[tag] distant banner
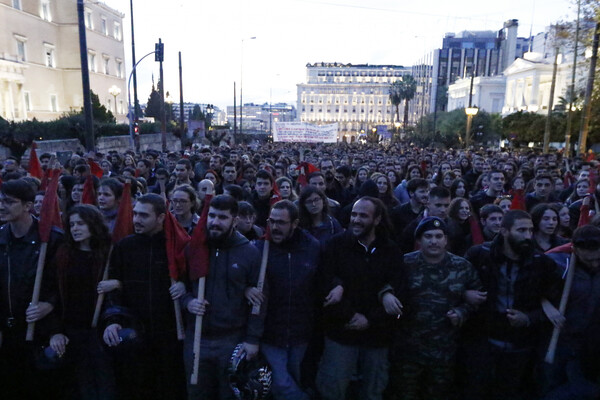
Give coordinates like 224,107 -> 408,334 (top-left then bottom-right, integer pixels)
273,122 -> 338,143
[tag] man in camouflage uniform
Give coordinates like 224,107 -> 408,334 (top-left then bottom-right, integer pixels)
382,217 -> 482,400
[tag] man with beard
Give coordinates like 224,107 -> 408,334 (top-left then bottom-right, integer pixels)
182,194 -> 263,399
316,197 -> 399,400
381,217 -> 482,400
102,194 -> 187,399
462,210 -> 562,400
246,200 -> 319,400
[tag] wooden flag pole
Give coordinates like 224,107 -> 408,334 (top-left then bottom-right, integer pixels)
544,252 -> 577,363
91,245 -> 114,328
190,277 -> 206,385
26,242 -> 48,341
172,278 -> 185,340
252,240 -> 269,315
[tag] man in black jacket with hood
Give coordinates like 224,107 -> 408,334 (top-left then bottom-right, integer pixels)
462,209 -> 562,400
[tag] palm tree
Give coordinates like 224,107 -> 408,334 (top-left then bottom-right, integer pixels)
389,80 -> 402,125
389,76 -> 417,132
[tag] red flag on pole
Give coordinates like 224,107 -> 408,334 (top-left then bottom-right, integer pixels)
111,180 -> 134,243
578,201 -> 591,227
38,169 -> 62,241
81,175 -> 96,205
509,190 -> 526,211
88,158 -> 103,178
164,210 -> 191,280
28,142 -> 43,179
296,162 -> 318,188
188,194 -> 213,280
469,215 -> 484,245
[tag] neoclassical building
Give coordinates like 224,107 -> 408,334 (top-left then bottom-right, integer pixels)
0,0 -> 126,122
297,62 -> 411,142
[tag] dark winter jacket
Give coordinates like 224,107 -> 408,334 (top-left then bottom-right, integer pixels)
464,235 -> 562,347
320,230 -> 401,347
256,229 -> 320,347
182,230 -> 263,344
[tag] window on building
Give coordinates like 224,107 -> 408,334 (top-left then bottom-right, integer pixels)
119,100 -> 124,114
101,17 -> 107,35
107,98 -> 112,111
84,8 -> 92,29
103,56 -> 110,74
41,0 -> 51,21
50,94 -> 58,112
116,60 -> 123,78
114,22 -> 122,40
12,0 -> 21,10
44,44 -> 55,68
15,37 -> 26,62
24,92 -> 31,112
88,51 -> 96,72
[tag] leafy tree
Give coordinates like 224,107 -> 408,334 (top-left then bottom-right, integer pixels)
145,82 -> 162,121
90,91 -> 115,124
191,105 -> 205,121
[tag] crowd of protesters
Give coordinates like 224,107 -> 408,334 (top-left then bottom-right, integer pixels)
0,140 -> 599,400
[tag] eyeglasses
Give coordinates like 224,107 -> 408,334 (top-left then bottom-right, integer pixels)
267,218 -> 291,227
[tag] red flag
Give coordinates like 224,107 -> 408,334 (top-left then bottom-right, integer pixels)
28,142 -> 43,179
81,175 -> 96,205
588,168 -> 597,194
39,169 -> 50,191
38,169 -> 62,242
270,180 -> 282,206
420,161 -> 428,176
469,215 -> 484,245
546,242 -> 573,254
88,158 -> 103,178
563,170 -> 574,188
111,181 -> 134,243
509,189 -> 526,211
296,162 -> 318,188
578,201 -> 591,227
164,209 -> 191,280
188,194 -> 213,280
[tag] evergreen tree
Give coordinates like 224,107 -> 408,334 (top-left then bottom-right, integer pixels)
145,81 -> 162,121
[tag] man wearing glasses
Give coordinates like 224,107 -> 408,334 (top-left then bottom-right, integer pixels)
0,179 -> 63,399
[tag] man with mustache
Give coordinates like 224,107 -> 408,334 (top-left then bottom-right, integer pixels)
246,200 -> 319,400
462,210 -> 562,400
182,194 -> 263,399
316,196 -> 399,400
381,217 -> 482,400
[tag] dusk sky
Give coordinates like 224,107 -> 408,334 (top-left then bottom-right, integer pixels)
102,0 -> 577,110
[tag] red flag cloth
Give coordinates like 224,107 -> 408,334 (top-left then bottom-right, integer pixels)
546,242 -> 573,255
588,168 -> 597,194
28,142 -> 43,179
187,194 -> 213,280
563,170 -> 574,188
578,201 -> 591,227
469,215 -> 484,245
111,181 -> 134,243
40,169 -> 50,191
38,169 -> 62,242
296,162 -> 318,188
509,190 -> 526,210
270,181 -> 282,206
420,161 -> 428,176
164,210 -> 191,280
88,158 -> 103,178
81,174 -> 96,205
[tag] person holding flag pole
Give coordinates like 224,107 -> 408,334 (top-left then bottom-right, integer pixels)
182,194 -> 263,399
0,175 -> 63,399
101,193 -> 188,400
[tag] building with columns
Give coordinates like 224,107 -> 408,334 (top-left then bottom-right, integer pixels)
447,76 -> 506,113
0,0 -> 126,122
297,62 -> 411,142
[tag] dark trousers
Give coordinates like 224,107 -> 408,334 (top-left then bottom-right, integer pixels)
463,339 -> 535,400
540,345 -> 600,400
0,329 -> 64,400
113,333 -> 186,400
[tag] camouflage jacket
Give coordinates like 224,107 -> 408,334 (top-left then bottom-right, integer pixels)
398,251 -> 483,363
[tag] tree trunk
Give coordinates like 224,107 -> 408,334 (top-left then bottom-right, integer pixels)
403,99 -> 409,131
578,21 -> 600,154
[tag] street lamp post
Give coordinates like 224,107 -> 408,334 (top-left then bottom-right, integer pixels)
109,85 -> 121,115
240,36 -> 256,135
465,106 -> 479,148
206,104 -> 214,128
394,121 -> 401,142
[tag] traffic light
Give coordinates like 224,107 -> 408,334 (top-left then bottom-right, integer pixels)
134,122 -> 139,135
155,42 -> 164,62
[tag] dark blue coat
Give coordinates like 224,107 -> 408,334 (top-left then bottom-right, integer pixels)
256,229 -> 320,347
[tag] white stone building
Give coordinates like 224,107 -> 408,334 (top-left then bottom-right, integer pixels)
297,62 -> 411,142
0,0 -> 127,122
447,75 -> 506,113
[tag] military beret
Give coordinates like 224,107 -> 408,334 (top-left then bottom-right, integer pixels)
414,216 -> 447,238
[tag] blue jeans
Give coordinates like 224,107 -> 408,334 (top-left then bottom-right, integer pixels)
316,337 -> 389,400
261,342 -> 309,400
